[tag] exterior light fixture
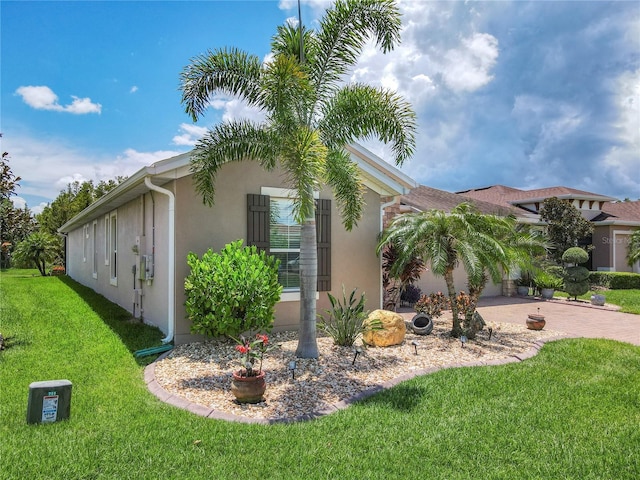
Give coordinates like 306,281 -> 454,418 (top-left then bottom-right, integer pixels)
460,335 -> 468,348
288,360 -> 296,380
352,347 -> 363,365
411,340 -> 418,355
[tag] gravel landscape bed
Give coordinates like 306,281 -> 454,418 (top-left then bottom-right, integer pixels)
153,315 -> 563,422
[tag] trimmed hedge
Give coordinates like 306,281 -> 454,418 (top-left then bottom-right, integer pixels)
589,271 -> 640,290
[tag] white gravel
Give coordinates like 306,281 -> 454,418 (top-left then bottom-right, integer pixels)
153,315 -> 562,422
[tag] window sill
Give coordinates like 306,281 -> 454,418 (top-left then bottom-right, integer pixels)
110,278 -> 118,286
280,291 -> 320,302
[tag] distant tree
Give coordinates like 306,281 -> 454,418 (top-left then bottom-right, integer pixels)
539,197 -> 594,263
0,144 -> 36,267
628,229 -> 640,267
12,232 -> 60,276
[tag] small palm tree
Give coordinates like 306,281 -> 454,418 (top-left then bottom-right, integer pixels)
180,0 -> 416,358
628,229 -> 640,267
12,232 -> 60,276
378,203 -> 546,337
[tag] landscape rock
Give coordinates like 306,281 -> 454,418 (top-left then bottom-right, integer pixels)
362,309 -> 406,347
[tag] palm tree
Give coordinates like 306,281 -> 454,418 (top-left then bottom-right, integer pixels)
378,203 -> 546,337
628,229 -> 640,267
179,0 -> 416,358
12,232 -> 60,276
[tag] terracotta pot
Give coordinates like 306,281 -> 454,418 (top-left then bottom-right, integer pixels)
231,370 -> 266,404
411,313 -> 434,335
526,314 -> 546,330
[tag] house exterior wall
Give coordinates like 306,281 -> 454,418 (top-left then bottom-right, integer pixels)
65,161 -> 388,344
172,162 -> 383,344
414,267 -> 503,299
592,226 -> 636,272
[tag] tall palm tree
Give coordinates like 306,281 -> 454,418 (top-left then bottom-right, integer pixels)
378,203 -> 546,337
180,0 -> 416,358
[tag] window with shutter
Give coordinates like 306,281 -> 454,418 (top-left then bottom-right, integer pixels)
247,193 -> 331,292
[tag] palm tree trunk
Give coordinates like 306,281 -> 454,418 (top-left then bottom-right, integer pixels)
295,215 -> 319,358
444,270 -> 462,337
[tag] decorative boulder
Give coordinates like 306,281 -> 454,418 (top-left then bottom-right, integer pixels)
363,309 -> 406,347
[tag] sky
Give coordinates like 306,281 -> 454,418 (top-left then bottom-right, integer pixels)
2,0 -> 639,215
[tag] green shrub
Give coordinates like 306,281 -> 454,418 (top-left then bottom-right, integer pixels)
320,286 -> 376,347
185,240 -> 282,338
589,271 -> 640,290
563,266 -> 590,299
562,247 -> 589,265
534,271 -> 563,290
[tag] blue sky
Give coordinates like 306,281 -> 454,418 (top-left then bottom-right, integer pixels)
2,0 -> 639,214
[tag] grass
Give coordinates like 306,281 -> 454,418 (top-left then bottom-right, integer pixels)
1,271 -> 639,479
556,288 -> 640,314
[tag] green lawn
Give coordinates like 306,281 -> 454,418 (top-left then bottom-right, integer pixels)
557,288 -> 640,314
1,271 -> 639,479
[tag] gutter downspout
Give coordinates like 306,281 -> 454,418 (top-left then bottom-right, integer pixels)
144,176 -> 175,344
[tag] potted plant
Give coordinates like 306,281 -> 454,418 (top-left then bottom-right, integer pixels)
412,292 -> 449,335
515,277 -> 530,296
533,272 -> 563,299
230,334 -> 276,404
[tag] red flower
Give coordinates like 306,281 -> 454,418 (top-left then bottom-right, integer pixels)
235,344 -> 250,354
256,334 -> 268,345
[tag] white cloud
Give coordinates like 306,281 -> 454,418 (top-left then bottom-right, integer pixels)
2,131 -> 182,202
172,123 -> 208,146
208,94 -> 266,123
11,196 -> 27,209
130,86 -> 139,93
15,85 -> 102,114
441,33 -> 499,92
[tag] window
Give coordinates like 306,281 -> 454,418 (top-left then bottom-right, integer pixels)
104,214 -> 110,265
92,220 -> 98,278
247,190 -> 331,294
270,197 -> 301,290
109,211 -> 117,284
82,224 -> 89,262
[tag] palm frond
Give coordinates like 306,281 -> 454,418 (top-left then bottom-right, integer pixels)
319,84 -> 416,165
323,148 -> 365,231
180,47 -> 263,121
312,0 -> 402,104
190,121 -> 279,206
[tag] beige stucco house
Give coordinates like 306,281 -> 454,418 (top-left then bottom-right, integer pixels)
59,143 -> 416,344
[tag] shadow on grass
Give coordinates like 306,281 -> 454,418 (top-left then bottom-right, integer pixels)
58,275 -> 165,365
358,383 -> 426,413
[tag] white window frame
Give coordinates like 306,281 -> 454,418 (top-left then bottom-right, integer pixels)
109,211 -> 118,285
82,224 -> 89,262
104,214 -> 110,265
92,220 -> 98,279
261,187 -> 319,302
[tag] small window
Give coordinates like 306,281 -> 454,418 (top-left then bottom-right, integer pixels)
82,224 -> 89,262
104,215 -> 110,265
110,211 -> 117,285
92,220 -> 98,278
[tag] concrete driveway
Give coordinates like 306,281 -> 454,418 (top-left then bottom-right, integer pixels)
476,296 -> 640,346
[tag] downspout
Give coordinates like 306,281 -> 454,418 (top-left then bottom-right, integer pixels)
144,176 -> 175,344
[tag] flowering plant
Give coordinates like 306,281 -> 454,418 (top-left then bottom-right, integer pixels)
232,334 -> 277,377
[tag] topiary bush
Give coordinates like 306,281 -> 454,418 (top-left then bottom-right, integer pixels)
185,240 -> 283,338
562,247 -> 589,265
561,247 -> 590,299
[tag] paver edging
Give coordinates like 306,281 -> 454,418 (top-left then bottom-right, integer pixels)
143,335 -> 576,425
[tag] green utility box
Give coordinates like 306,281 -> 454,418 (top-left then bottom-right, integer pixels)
27,379 -> 72,424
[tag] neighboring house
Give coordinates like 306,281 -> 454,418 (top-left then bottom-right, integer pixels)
59,143 -> 416,344
458,185 -> 640,273
383,185 -> 528,298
